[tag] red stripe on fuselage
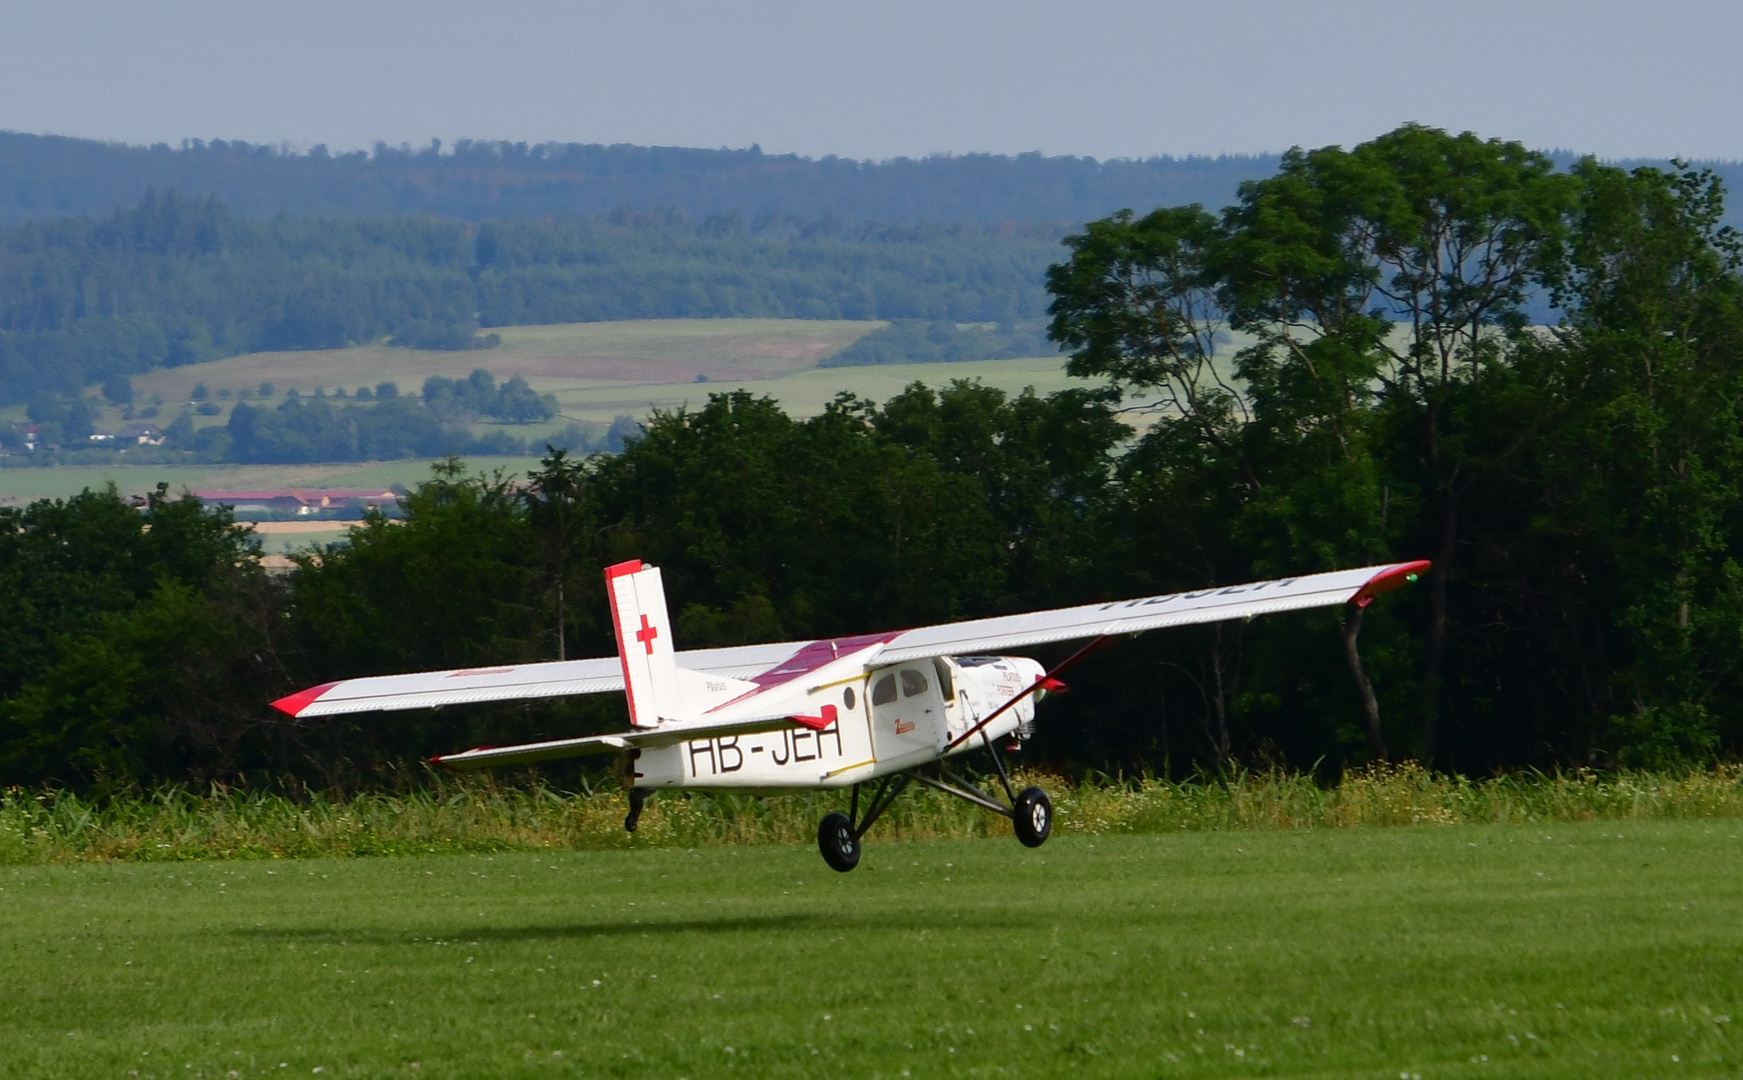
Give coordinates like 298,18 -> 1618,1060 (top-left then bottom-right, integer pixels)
706,632 -> 902,714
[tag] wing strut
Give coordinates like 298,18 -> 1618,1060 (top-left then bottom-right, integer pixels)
944,634 -> 1114,753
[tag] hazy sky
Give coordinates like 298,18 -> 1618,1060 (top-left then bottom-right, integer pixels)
0,0 -> 1737,161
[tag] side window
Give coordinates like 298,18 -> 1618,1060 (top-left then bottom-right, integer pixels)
871,674 -> 898,706
900,668 -> 929,698
932,657 -> 955,700
843,685 -> 857,712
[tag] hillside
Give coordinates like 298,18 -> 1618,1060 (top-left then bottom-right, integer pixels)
0,319 -> 1102,495
0,194 -> 1065,404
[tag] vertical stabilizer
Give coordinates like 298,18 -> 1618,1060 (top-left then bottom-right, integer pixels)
605,560 -> 685,727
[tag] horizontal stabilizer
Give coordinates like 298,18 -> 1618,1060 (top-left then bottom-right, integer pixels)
432,711 -> 843,770
431,734 -> 630,769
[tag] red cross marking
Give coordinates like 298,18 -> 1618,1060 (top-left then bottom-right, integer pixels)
635,614 -> 659,654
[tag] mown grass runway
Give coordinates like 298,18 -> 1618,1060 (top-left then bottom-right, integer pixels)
5,821 -> 1741,1079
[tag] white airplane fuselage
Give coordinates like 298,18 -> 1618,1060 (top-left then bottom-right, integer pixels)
631,655 -> 1044,793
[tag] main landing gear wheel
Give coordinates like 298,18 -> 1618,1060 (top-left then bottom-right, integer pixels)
818,812 -> 861,872
1013,786 -> 1051,848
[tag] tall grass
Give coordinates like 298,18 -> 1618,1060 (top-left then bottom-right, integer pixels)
5,763 -> 1743,864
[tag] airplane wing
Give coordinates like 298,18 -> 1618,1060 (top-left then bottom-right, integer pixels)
871,560 -> 1430,664
273,561 -> 1427,721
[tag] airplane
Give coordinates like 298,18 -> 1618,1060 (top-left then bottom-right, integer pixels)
272,558 -> 1429,871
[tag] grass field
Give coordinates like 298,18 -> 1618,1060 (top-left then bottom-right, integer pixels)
0,459 -> 535,507
4,821 -> 1739,1079
546,352 -> 1089,427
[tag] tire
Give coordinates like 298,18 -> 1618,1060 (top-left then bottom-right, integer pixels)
818,812 -> 861,872
1012,786 -> 1052,848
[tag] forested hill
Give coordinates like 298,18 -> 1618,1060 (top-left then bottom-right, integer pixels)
0,191 -> 1065,403
0,131 -> 1280,226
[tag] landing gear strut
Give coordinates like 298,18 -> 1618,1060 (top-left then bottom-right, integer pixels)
815,736 -> 1050,871
623,788 -> 646,833
814,774 -> 912,873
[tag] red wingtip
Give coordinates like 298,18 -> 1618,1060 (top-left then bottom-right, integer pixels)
1039,677 -> 1069,694
271,681 -> 339,717
1350,560 -> 1432,608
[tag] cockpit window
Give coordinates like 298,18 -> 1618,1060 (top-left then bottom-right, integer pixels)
900,668 -> 929,698
932,657 -> 955,699
871,674 -> 898,706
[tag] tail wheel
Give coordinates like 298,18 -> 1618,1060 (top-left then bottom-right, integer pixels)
1013,786 -> 1051,848
818,812 -> 861,872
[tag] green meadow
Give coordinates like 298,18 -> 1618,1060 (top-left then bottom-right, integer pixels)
4,821 -> 1740,1079
0,459 -> 521,505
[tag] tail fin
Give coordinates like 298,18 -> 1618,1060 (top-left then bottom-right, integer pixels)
605,560 -> 684,728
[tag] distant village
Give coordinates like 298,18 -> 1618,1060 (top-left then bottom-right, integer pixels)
6,421 -> 167,453
187,488 -> 400,520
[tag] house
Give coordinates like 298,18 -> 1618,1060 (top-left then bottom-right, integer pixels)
116,423 -> 166,446
88,429 -> 115,443
22,424 -> 39,451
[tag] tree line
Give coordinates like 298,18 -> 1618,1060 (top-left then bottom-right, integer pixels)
2,128 -> 1737,234
0,191 -> 1065,405
3,125 -> 1741,791
6,368 -> 597,465
0,130 -> 1281,226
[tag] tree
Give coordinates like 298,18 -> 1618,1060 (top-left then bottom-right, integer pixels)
1467,162 -> 1743,767
0,485 -> 281,789
1048,126 -> 1582,764
525,447 -> 597,661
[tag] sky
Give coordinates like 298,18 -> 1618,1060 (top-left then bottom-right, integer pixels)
0,0 -> 1737,162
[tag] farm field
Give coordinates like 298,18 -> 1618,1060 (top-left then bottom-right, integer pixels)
546,352 -> 1088,425
122,319 -> 890,409
0,319 -> 1108,506
4,821 -> 1740,1079
246,520 -> 382,554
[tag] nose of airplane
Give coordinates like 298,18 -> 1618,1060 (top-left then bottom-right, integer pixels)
1015,657 -> 1049,695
